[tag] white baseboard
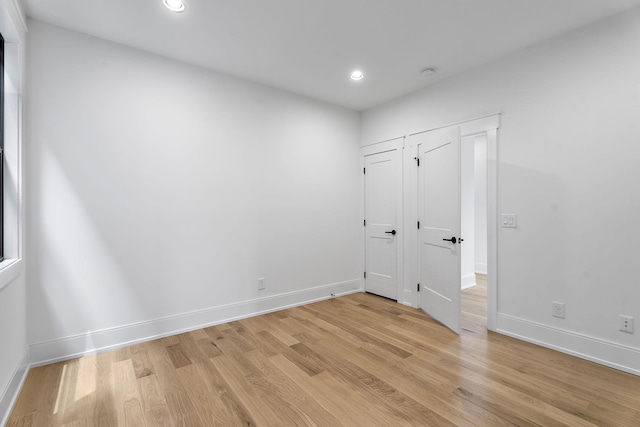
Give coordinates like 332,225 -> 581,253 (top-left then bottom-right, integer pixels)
461,273 -> 476,290
30,279 -> 362,367
401,289 -> 416,307
475,263 -> 487,274
0,348 -> 30,427
496,314 -> 640,376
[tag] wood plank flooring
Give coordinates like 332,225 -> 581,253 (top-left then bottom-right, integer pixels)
8,275 -> 640,426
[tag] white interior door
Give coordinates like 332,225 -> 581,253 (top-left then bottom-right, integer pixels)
415,127 -> 462,333
364,150 -> 399,300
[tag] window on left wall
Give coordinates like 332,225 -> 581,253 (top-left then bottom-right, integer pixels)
0,31 -> 4,262
0,8 -> 24,288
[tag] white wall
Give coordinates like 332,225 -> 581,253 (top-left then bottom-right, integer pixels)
25,21 -> 361,363
363,8 -> 640,373
474,135 -> 488,274
460,136 -> 475,289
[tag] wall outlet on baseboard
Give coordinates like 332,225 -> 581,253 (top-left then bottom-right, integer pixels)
620,315 -> 634,333
552,301 -> 565,319
258,277 -> 266,290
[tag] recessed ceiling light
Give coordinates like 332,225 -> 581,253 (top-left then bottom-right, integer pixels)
350,70 -> 364,81
163,0 -> 185,12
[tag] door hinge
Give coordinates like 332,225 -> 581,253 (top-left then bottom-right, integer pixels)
363,167 -> 366,174
364,219 -> 366,226
414,157 -> 420,167
417,221 -> 420,229
364,272 -> 367,279
417,283 -> 420,292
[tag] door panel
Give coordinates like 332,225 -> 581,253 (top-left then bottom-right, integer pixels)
414,127 -> 462,333
365,150 -> 398,300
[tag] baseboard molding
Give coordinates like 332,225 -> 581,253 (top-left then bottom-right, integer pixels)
401,289 -> 416,307
0,348 -> 30,427
496,314 -> 640,376
30,279 -> 362,367
461,274 -> 476,290
475,263 -> 487,274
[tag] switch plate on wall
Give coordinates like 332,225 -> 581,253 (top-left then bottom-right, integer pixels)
501,214 -> 517,228
258,278 -> 266,290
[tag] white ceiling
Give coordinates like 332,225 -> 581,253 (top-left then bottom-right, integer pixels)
22,0 -> 640,111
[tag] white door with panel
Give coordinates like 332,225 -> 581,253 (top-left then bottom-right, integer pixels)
364,150 -> 400,300
414,127 -> 462,333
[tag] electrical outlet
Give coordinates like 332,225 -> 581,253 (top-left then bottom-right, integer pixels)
552,301 -> 565,319
620,315 -> 634,333
258,277 -> 265,290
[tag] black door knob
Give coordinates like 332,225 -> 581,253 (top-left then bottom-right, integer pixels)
385,230 -> 396,235
442,237 -> 457,244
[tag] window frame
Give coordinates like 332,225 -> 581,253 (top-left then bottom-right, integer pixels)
0,7 -> 25,290
1,31 -> 5,262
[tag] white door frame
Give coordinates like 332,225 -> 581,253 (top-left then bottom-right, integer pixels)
360,137 -> 405,300
405,114 -> 500,331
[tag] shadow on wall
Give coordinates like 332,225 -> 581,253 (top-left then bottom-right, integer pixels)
29,142 -> 154,352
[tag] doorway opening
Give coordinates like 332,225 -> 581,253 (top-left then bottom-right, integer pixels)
407,114 -> 499,334
460,134 -> 488,333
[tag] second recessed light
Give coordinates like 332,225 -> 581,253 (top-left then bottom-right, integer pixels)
351,70 -> 364,81
163,0 -> 185,12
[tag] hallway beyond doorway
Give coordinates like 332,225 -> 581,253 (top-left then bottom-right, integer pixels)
462,273 -> 487,334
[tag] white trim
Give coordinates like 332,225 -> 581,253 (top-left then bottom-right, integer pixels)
497,314 -> 640,376
486,128 -> 498,331
359,156 -> 366,301
408,113 -> 501,139
403,134 -> 419,307
461,274 -> 476,290
0,258 -> 23,291
360,136 -> 406,151
29,279 -> 362,366
4,0 -> 27,34
0,348 -> 29,427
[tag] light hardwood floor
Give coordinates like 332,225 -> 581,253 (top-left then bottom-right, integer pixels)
8,275 -> 640,426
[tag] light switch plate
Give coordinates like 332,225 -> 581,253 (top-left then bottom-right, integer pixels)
501,214 -> 517,228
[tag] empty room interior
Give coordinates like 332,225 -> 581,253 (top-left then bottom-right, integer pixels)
1,0 -> 640,425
